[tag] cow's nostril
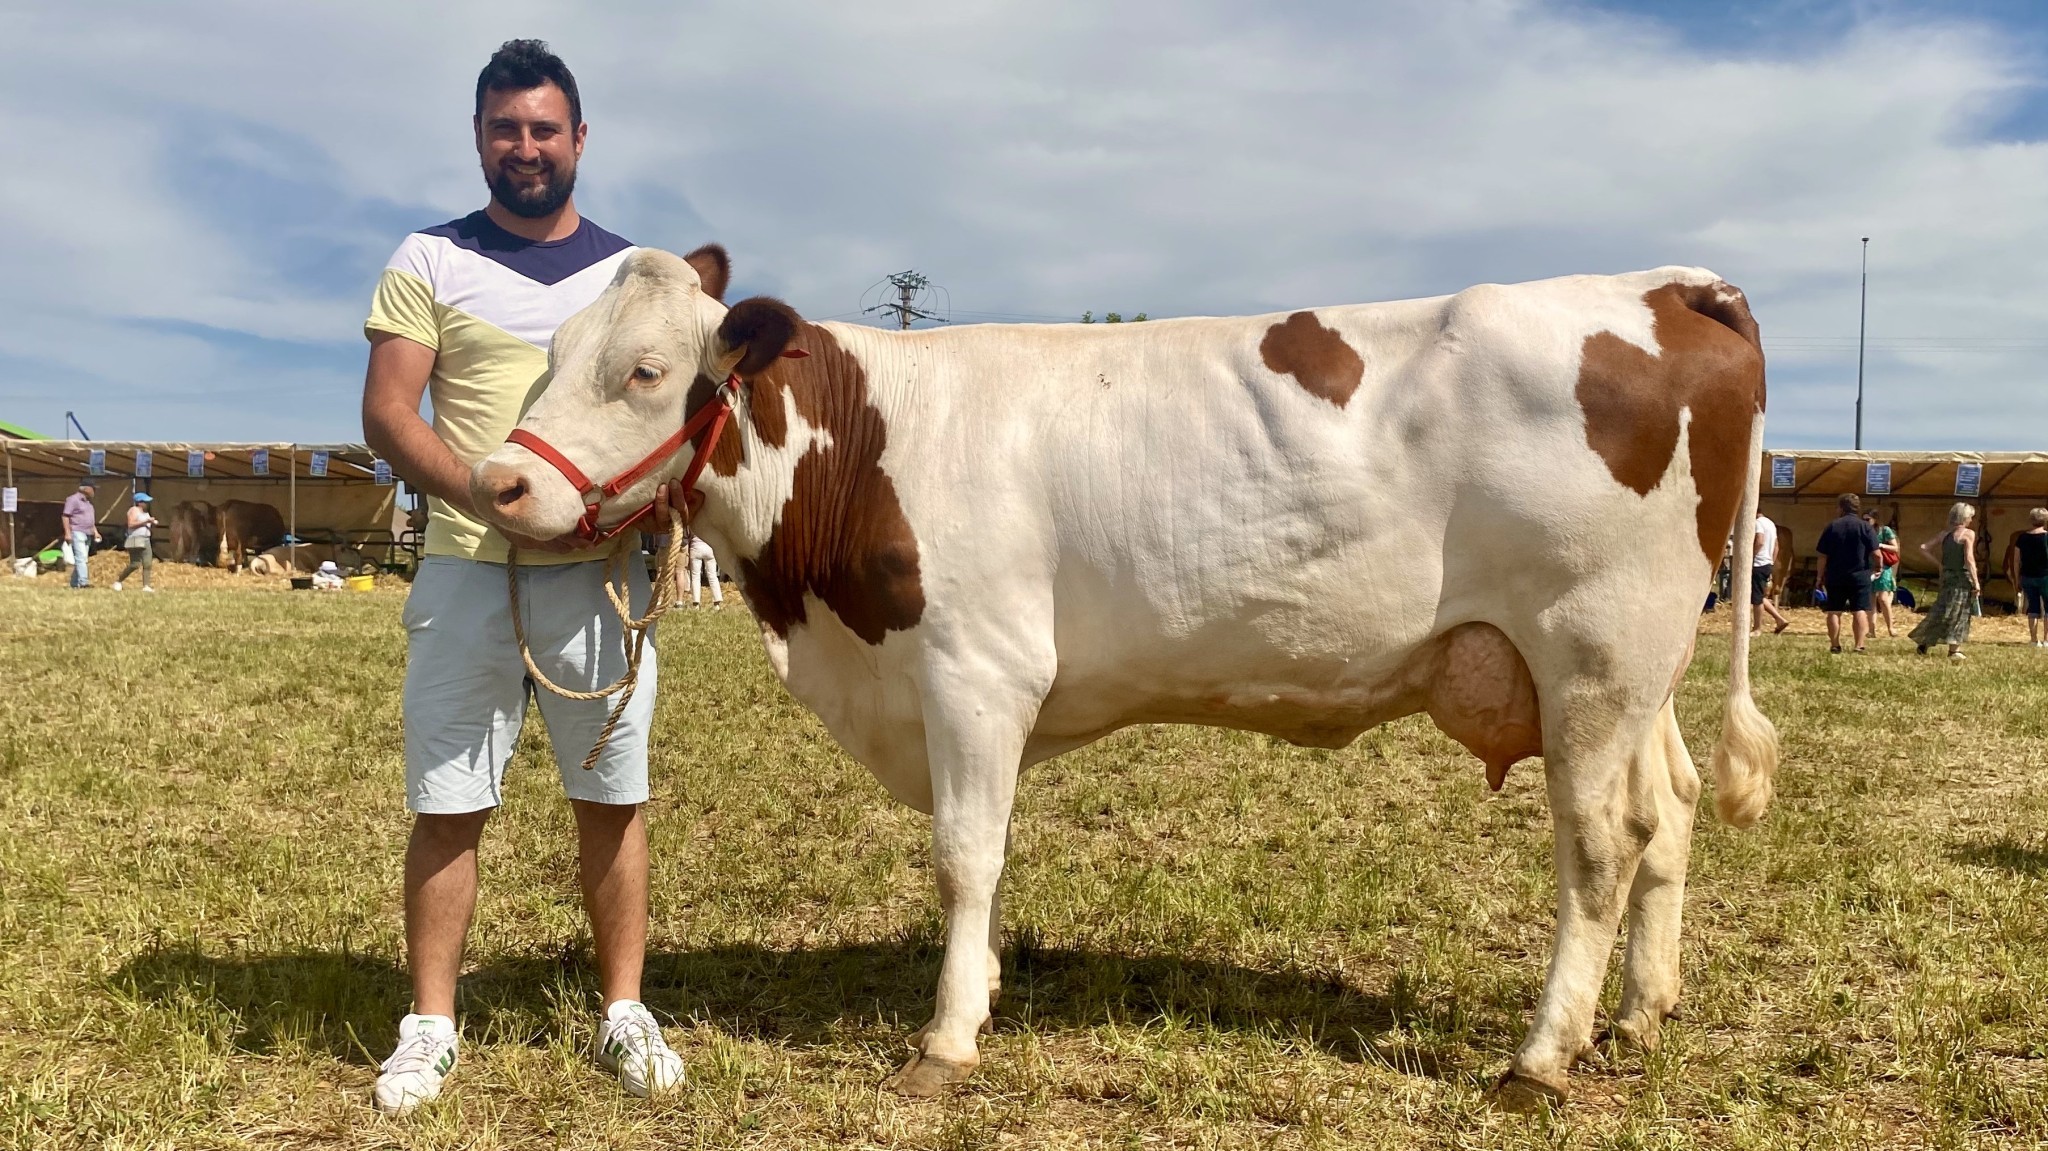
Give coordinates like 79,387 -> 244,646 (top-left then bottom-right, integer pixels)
495,480 -> 528,509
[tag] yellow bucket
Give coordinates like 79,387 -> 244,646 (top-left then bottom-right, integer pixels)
345,574 -> 376,593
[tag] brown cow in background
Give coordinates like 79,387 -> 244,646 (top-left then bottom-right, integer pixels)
1,500 -> 66,559
168,501 -> 220,565
217,500 -> 287,572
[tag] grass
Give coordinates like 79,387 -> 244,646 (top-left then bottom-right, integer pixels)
3,567 -> 2048,1148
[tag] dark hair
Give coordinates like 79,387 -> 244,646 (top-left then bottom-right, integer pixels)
475,39 -> 582,127
1838,493 -> 1861,514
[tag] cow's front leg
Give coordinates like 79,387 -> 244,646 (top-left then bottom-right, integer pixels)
884,673 -> 1033,1098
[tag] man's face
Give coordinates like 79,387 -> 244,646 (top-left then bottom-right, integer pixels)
475,83 -> 586,219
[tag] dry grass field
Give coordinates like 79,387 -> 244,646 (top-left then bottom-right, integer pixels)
4,569 -> 2048,1149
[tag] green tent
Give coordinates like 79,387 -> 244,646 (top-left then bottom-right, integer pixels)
0,421 -> 45,440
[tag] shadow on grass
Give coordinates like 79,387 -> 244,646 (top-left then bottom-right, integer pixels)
111,939 -> 1469,1079
1950,835 -> 2048,877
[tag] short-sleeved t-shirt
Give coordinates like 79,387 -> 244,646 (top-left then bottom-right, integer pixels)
1815,513 -> 1881,577
2017,531 -> 2048,579
364,211 -> 635,564
1752,514 -> 1777,568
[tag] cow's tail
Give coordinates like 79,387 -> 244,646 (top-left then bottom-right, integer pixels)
1709,352 -> 1779,828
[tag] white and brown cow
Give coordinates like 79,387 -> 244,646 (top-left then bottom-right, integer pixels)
472,247 -> 1780,1107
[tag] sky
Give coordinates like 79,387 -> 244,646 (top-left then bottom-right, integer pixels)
1,0 -> 2043,450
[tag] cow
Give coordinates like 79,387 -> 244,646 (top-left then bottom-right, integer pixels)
1,500 -> 66,560
247,542 -> 368,576
216,500 -> 287,572
471,248 -> 1780,1108
168,500 -> 221,565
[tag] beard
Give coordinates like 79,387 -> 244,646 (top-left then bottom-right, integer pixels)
488,159 -> 577,219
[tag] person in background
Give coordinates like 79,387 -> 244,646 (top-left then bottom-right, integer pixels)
61,481 -> 100,589
2007,507 -> 2048,648
1813,492 -> 1881,654
1911,502 -> 1981,660
113,492 -> 158,593
686,531 -> 722,610
1865,510 -> 1899,638
1750,510 -> 1789,636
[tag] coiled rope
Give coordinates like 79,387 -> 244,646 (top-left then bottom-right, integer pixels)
506,505 -> 689,771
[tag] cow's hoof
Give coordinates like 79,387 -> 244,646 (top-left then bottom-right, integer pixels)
883,1052 -> 976,1098
1608,1012 -> 1662,1053
1490,1066 -> 1570,1114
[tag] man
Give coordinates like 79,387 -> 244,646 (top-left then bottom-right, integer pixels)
1813,492 -> 1882,654
61,482 -> 99,589
360,40 -> 682,1115
1750,510 -> 1788,636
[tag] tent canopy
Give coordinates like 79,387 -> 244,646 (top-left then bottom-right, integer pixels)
1760,450 -> 2048,502
1,440 -> 383,482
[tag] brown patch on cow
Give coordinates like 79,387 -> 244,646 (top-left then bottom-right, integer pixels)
1576,282 -> 1766,564
1425,623 -> 1544,791
731,324 -> 926,644
1259,311 -> 1365,408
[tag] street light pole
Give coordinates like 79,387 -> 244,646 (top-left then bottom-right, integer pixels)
1855,236 -> 1869,450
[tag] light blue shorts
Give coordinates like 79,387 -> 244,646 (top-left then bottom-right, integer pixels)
401,555 -> 657,813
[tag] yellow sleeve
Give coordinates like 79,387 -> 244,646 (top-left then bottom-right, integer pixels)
364,267 -> 439,349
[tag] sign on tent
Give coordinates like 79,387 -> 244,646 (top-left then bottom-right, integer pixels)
135,449 -> 152,478
1956,462 -> 1982,498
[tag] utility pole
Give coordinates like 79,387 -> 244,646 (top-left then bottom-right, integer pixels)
865,270 -> 947,330
1855,237 -> 1869,450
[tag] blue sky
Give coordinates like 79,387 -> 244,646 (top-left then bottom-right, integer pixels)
4,0 -> 2046,450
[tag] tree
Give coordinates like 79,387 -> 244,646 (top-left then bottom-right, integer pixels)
1081,311 -> 1148,323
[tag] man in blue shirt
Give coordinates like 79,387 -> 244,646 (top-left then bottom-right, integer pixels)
1814,492 -> 1882,653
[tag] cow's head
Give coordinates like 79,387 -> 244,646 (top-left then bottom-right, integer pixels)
470,245 -> 800,543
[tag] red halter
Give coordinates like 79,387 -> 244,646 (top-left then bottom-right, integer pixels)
503,350 -> 809,546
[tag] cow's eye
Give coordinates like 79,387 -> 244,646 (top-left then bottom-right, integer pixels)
630,364 -> 662,384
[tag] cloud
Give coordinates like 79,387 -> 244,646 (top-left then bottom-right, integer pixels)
1,0 -> 2044,448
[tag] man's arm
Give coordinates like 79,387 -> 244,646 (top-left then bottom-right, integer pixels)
362,331 -> 585,554
362,332 -> 475,515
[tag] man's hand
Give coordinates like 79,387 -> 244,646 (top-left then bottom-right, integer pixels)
654,481 -> 702,526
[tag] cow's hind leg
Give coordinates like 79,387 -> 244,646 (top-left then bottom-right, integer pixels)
1613,697 -> 1699,1052
1497,675 -> 1664,1111
884,668 -> 1035,1098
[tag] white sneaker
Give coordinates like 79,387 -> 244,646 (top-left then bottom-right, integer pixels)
143,586 -> 156,594
112,581 -> 122,591
594,1000 -> 684,1097
374,1013 -> 459,1116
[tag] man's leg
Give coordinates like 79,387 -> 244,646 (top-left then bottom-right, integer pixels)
571,800 -> 647,1009
404,810 -> 491,1018
526,559 -> 680,1095
1853,609 -> 1871,650
1826,611 -> 1843,649
71,532 -> 89,587
706,557 -> 722,606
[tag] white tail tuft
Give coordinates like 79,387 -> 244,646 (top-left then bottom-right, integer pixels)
1711,689 -> 1778,827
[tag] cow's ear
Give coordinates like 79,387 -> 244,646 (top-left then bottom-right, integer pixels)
718,296 -> 801,376
683,244 -> 731,302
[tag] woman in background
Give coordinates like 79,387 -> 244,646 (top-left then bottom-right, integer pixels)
2010,507 -> 2048,648
1911,502 -> 1980,660
1865,510 -> 1899,638
113,492 -> 157,593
